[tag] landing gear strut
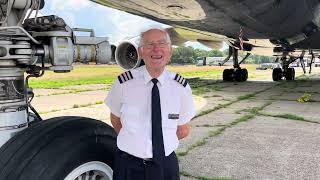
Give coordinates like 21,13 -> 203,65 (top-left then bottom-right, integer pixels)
272,55 -> 296,81
223,46 -> 250,82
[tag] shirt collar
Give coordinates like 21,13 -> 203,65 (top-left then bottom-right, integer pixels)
142,65 -> 166,86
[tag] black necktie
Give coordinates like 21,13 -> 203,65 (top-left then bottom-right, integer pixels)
146,78 -> 165,180
151,78 -> 165,178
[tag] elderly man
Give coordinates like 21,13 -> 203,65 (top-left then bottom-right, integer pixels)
105,28 -> 196,180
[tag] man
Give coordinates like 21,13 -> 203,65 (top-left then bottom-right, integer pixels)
105,28 -> 196,180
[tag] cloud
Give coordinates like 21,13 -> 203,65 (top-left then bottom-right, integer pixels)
94,6 -> 169,43
47,0 -> 92,12
42,0 -> 94,27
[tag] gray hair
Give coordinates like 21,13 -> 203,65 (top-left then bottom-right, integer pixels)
138,28 -> 172,47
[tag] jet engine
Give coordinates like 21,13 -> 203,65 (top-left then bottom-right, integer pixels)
115,37 -> 143,70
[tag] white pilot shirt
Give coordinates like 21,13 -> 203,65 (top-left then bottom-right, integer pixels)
105,65 -> 196,159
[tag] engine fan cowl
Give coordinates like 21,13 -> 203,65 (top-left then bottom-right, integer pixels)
115,40 -> 142,70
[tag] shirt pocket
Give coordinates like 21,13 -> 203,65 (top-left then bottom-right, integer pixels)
162,107 -> 179,131
162,93 -> 180,129
120,104 -> 142,133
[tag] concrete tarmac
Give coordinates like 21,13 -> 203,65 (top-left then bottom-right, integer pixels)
31,69 -> 320,180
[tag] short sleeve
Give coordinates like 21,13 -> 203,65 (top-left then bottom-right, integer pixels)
105,79 -> 122,117
178,84 -> 196,125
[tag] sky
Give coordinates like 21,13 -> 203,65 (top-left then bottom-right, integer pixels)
40,0 -> 211,50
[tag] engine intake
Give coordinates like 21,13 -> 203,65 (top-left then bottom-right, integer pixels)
115,39 -> 142,70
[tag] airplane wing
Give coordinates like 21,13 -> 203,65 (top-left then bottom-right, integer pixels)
91,0 -> 320,81
91,0 -> 320,55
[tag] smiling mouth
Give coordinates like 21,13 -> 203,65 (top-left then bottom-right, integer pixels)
151,55 -> 163,59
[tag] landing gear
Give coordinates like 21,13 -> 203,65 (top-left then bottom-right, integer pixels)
223,69 -> 233,81
272,68 -> 282,81
272,67 -> 295,81
222,46 -> 250,82
285,68 -> 295,80
272,55 -> 296,81
223,68 -> 248,82
0,116 -> 117,180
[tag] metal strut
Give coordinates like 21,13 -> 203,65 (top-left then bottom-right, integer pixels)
219,46 -> 232,66
299,50 -> 306,74
309,50 -> 315,74
239,53 -> 251,65
232,47 -> 239,69
222,46 -> 249,82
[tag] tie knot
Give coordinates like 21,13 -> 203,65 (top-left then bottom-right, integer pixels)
151,78 -> 158,85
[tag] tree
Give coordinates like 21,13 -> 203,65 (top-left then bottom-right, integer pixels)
193,49 -> 208,60
208,49 -> 224,57
171,46 -> 195,64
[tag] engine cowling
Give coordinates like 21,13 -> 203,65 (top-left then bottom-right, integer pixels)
115,38 -> 142,70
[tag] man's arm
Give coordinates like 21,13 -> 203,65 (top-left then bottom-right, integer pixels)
110,113 -> 122,135
176,123 -> 190,140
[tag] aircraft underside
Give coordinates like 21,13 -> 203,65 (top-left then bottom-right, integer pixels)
93,0 -> 320,82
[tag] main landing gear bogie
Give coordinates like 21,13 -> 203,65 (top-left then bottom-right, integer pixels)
272,67 -> 295,81
223,68 -> 248,82
222,46 -> 250,82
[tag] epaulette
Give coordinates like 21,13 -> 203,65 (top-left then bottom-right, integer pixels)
173,73 -> 188,87
118,71 -> 133,84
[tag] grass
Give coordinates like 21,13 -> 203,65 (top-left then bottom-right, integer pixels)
29,65 -> 122,88
260,112 -> 314,122
28,64 -> 262,89
275,114 -> 305,120
35,88 -> 108,97
29,76 -> 116,89
258,112 -> 320,124
237,93 -> 256,100
194,102 -> 233,118
296,74 -> 310,81
178,101 -> 273,158
297,93 -> 312,103
194,85 -> 273,118
195,124 -> 214,127
177,114 -> 256,158
28,64 -> 312,90
40,101 -> 104,114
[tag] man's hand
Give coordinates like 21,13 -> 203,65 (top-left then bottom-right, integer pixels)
110,113 -> 122,135
176,124 -> 190,140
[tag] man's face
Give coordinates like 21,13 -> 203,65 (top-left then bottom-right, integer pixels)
138,29 -> 172,71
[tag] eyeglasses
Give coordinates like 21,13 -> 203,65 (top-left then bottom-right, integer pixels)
142,41 -> 170,49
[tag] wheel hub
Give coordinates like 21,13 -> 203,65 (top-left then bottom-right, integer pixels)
64,161 -> 113,180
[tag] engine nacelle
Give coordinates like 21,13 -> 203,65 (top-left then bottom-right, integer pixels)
115,38 -> 142,70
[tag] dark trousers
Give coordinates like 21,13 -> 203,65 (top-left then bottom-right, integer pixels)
113,149 -> 180,180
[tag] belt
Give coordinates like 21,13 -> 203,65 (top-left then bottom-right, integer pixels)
119,150 -> 153,165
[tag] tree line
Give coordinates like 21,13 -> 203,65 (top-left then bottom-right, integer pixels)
171,46 -> 275,64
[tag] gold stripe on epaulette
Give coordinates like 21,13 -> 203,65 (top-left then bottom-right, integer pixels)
173,73 -> 188,87
118,71 -> 133,84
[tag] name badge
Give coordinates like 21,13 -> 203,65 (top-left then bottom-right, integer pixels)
168,113 -> 179,119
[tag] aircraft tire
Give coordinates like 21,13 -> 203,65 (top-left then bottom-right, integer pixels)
272,68 -> 282,81
223,69 -> 233,81
285,68 -> 295,80
0,116 -> 117,180
241,69 -> 248,81
235,69 -> 243,82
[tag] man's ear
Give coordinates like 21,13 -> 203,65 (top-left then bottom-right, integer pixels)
138,46 -> 142,55
168,46 -> 173,57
